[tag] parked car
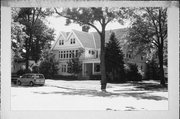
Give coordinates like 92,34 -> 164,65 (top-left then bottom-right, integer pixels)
11,73 -> 19,84
17,73 -> 45,86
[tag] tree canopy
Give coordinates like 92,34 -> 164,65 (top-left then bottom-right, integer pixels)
127,7 -> 167,85
12,8 -> 55,69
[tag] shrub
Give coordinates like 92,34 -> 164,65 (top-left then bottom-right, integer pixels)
125,63 -> 142,81
39,60 -> 59,79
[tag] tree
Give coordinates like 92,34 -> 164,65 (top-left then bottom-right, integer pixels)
125,63 -> 142,81
105,32 -> 125,83
127,7 -> 167,85
67,49 -> 84,78
13,8 -> 54,70
39,48 -> 59,78
11,9 -> 28,62
54,7 -> 129,91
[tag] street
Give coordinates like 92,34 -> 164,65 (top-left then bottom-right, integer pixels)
11,79 -> 168,110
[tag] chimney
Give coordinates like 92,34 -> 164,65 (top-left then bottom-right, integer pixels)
82,25 -> 90,32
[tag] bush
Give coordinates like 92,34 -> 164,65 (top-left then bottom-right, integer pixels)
125,63 -> 142,81
145,60 -> 160,80
90,74 -> 101,80
39,60 -> 59,79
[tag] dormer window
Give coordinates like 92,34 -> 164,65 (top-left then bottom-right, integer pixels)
70,38 -> 75,44
59,40 -> 64,45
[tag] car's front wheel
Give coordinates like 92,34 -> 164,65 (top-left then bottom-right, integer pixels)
29,81 -> 34,86
17,81 -> 21,85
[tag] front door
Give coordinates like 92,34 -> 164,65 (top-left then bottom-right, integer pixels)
84,63 -> 92,76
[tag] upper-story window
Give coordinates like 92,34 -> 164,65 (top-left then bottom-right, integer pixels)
70,38 -> 75,44
141,56 -> 143,60
89,50 -> 95,55
95,51 -> 99,58
59,50 -> 78,59
59,40 -> 64,45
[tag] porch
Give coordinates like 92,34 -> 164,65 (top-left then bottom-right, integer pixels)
82,60 -> 100,79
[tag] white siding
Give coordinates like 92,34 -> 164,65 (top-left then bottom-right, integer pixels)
54,33 -> 82,50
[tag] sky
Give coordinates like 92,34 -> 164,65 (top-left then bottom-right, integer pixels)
46,16 -> 131,39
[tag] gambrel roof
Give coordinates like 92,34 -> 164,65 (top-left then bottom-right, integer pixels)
51,28 -> 129,50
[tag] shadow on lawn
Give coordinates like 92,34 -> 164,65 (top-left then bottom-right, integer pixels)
33,85 -> 167,101
131,82 -> 167,92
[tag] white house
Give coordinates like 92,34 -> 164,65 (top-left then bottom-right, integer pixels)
51,28 -> 147,79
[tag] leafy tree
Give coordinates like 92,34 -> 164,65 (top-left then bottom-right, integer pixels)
13,8 -> 54,69
54,7 -> 129,91
127,7 -> 167,85
39,49 -> 59,78
11,9 -> 28,62
67,48 -> 84,78
105,32 -> 125,83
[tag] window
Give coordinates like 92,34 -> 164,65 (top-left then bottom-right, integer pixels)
141,56 -> 143,60
72,50 -> 75,58
70,38 -> 75,44
61,51 -> 63,58
92,51 -> 95,55
95,51 -> 98,58
59,40 -> 64,45
89,50 -> 94,55
62,65 -> 67,72
66,51 -> 69,58
94,63 -> 100,72
69,51 -> 72,58
76,50 -> 78,57
22,75 -> 27,78
70,39 -> 72,44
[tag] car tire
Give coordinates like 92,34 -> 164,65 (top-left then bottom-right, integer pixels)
17,81 -> 21,85
29,81 -> 34,86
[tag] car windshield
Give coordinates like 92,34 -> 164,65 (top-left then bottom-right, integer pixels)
21,75 -> 27,78
39,75 -> 44,78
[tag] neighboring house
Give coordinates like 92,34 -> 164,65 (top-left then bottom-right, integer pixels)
51,28 -> 148,79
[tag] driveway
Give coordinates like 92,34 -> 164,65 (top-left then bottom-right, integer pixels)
11,79 -> 168,110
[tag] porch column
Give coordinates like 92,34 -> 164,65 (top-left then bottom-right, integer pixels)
82,63 -> 85,76
92,63 -> 94,75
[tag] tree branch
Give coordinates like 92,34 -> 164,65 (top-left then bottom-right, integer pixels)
146,8 -> 160,46
54,8 -> 101,34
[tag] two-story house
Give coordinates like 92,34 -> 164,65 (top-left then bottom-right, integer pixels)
51,29 -> 101,79
51,28 -> 148,79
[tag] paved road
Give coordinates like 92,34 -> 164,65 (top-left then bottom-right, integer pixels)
11,79 -> 168,110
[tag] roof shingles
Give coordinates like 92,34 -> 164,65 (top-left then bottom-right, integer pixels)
53,28 -> 129,49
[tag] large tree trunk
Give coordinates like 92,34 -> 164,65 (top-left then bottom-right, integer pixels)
100,27 -> 107,91
25,37 -> 29,71
158,47 -> 165,86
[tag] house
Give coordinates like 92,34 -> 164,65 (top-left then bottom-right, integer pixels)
51,28 -> 148,79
